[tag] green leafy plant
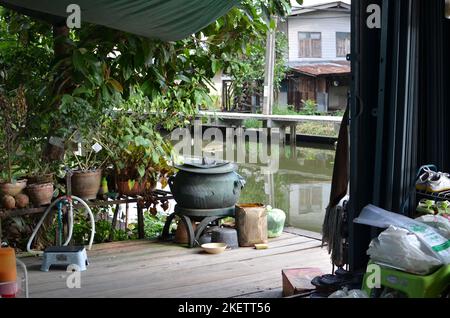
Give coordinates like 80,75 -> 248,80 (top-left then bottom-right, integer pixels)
112,228 -> 130,241
300,99 -> 320,115
94,219 -> 112,244
0,86 -> 28,183
144,212 -> 166,239
101,91 -> 173,186
244,118 -> 263,129
72,215 -> 91,245
273,105 -> 301,116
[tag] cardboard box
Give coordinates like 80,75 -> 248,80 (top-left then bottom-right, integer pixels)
282,268 -> 324,297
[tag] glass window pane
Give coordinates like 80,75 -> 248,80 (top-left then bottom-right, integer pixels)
311,33 -> 321,40
299,32 -> 308,40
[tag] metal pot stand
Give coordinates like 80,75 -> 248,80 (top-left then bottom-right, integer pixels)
160,205 -> 235,248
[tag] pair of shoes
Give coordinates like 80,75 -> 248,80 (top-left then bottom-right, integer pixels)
416,168 -> 450,193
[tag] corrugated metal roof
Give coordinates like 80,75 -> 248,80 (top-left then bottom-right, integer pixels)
290,61 -> 351,77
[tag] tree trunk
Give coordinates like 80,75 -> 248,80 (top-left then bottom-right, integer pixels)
44,24 -> 70,162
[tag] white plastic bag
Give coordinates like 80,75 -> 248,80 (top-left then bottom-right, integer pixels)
367,226 -> 442,275
346,290 -> 369,298
355,205 -> 450,264
329,288 -> 368,298
416,215 -> 450,239
328,289 -> 348,298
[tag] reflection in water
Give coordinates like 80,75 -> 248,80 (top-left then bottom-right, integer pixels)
235,143 -> 335,233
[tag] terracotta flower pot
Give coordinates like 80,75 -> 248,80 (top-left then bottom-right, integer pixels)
27,173 -> 54,185
117,180 -> 147,197
26,183 -> 54,207
174,220 -> 197,244
0,180 -> 27,197
115,169 -> 157,197
71,169 -> 102,200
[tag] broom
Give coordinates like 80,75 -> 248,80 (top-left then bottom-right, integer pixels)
322,105 -> 349,269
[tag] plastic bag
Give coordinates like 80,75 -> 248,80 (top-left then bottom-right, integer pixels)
416,215 -> 450,239
367,226 -> 442,275
329,288 -> 368,298
266,206 -> 286,238
355,205 -> 450,264
328,289 -> 348,298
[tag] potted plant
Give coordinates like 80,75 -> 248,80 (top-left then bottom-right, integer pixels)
20,141 -> 58,207
102,111 -> 172,197
65,131 -> 109,200
0,86 -> 28,203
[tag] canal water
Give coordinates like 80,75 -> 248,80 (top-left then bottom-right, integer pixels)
232,142 -> 335,233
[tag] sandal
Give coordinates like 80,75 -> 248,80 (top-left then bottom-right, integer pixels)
416,199 -> 436,215
436,201 -> 450,216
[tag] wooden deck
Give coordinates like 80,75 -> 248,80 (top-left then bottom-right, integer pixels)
20,233 -> 331,298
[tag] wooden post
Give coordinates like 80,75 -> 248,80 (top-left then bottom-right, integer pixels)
290,124 -> 297,159
109,204 -> 121,241
280,126 -> 286,146
137,202 -> 145,239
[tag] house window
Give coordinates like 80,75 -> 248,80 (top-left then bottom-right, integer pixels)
298,32 -> 322,58
336,32 -> 351,57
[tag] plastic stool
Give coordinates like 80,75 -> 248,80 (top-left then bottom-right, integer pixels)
41,246 -> 88,272
362,261 -> 450,298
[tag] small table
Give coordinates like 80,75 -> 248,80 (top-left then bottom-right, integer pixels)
160,205 -> 235,248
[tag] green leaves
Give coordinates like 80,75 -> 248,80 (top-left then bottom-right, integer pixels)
137,165 -> 146,178
211,59 -> 220,74
176,74 -> 192,83
135,136 -> 150,147
72,49 -> 85,73
107,78 -> 124,93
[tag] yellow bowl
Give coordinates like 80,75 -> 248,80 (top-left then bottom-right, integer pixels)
201,243 -> 228,254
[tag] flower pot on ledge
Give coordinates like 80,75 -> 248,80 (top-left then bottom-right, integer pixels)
116,179 -> 156,197
71,169 -> 102,200
0,179 -> 27,197
26,183 -> 54,207
27,173 -> 54,185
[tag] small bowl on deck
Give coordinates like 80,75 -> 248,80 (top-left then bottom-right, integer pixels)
201,243 -> 228,254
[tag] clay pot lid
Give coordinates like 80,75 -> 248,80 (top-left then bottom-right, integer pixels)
175,158 -> 237,174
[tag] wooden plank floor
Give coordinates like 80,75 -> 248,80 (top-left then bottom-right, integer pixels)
20,233 -> 331,298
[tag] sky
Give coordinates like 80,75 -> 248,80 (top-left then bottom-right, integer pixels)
291,0 -> 351,7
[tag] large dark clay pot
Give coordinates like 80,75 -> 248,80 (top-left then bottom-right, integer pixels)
169,160 -> 245,210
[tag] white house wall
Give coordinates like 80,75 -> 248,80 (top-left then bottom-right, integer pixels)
287,11 -> 350,63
